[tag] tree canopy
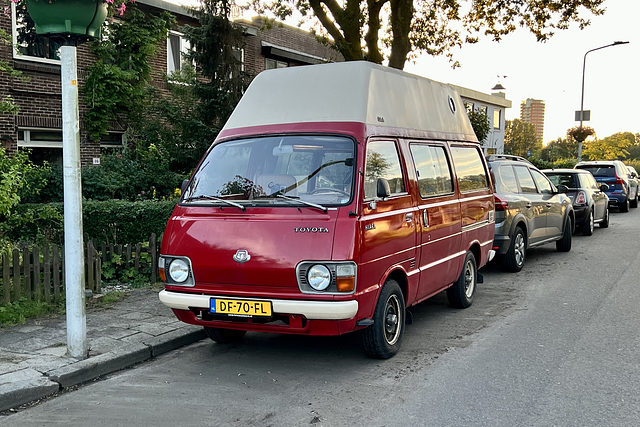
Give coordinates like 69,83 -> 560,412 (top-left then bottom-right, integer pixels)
504,119 -> 540,158
256,0 -> 606,69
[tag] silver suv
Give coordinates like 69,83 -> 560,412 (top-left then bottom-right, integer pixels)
487,155 -> 575,272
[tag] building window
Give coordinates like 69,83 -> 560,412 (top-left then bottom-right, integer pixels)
18,129 -> 63,148
17,128 -> 63,167
464,101 -> 475,113
265,58 -> 288,70
99,132 -> 125,149
479,105 -> 488,115
167,31 -> 191,74
493,109 -> 501,129
233,47 -> 245,72
11,4 -> 61,64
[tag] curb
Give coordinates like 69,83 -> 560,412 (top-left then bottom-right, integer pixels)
0,327 -> 206,412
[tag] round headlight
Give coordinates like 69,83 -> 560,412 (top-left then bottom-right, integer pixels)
168,259 -> 189,283
307,265 -> 331,291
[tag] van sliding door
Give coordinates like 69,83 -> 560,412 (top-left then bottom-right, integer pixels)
409,143 -> 461,300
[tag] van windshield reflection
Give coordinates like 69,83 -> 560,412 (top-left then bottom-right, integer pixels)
182,135 -> 355,208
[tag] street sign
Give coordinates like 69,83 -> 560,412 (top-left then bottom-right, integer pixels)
575,110 -> 591,121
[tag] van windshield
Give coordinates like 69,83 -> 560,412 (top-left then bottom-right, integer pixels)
182,135 -> 356,208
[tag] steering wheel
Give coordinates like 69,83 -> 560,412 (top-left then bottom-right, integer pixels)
309,187 -> 350,197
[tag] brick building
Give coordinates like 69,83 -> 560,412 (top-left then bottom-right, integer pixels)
0,1 -> 342,166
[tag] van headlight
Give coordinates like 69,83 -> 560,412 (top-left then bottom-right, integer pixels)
159,256 -> 194,287
297,261 -> 357,294
307,265 -> 331,290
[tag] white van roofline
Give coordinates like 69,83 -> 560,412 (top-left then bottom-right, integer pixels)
222,61 -> 478,142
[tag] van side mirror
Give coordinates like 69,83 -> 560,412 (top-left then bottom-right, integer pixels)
181,179 -> 189,193
556,184 -> 569,194
377,178 -> 391,198
599,183 -> 609,191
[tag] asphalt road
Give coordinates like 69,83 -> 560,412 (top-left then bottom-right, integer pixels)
3,207 -> 640,426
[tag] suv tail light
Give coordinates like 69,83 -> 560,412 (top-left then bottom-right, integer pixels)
575,191 -> 586,205
615,171 -> 624,186
494,194 -> 509,211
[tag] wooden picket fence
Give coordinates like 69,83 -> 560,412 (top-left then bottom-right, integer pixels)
0,233 -> 162,306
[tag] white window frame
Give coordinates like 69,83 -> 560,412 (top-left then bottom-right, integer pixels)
17,128 -> 63,148
11,3 -> 61,65
167,30 -> 191,74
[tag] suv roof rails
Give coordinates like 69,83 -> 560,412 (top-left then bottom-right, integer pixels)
486,154 -> 533,165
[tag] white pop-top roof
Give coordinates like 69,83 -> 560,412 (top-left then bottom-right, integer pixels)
222,61 -> 477,141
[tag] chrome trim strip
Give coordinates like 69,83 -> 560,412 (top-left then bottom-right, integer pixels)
418,250 -> 466,272
159,290 -> 358,320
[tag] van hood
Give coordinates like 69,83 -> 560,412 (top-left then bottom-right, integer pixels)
164,208 -> 338,290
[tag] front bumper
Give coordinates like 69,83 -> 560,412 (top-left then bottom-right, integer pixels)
159,289 -> 359,320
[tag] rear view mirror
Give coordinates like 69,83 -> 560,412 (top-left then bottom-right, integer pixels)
272,143 -> 293,156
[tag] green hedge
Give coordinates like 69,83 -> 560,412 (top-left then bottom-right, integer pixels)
5,199 -> 177,245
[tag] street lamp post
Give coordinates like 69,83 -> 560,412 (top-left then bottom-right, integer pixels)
577,41 -> 629,162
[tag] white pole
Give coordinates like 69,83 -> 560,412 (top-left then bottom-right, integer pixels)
61,44 -> 87,359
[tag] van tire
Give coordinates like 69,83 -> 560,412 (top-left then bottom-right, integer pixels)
556,219 -> 572,252
362,279 -> 405,359
204,327 -> 247,344
503,226 -> 526,272
447,251 -> 477,308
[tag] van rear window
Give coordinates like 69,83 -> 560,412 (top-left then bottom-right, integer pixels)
450,146 -> 489,192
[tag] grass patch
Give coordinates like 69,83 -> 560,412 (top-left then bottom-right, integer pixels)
0,298 -> 66,327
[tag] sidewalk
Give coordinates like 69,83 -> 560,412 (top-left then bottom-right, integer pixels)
0,288 -> 206,412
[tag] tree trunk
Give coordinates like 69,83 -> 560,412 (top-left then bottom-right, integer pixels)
388,0 -> 413,69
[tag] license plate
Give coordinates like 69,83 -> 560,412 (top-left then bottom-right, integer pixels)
210,298 -> 272,317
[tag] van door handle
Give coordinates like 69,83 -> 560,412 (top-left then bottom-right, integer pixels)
405,212 -> 413,223
423,210 -> 429,228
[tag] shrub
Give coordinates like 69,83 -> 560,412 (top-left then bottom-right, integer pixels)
8,199 -> 177,245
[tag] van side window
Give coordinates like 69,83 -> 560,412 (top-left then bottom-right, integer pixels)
514,165 -> 537,193
364,140 -> 405,199
530,169 -> 553,194
449,146 -> 489,192
409,144 -> 453,197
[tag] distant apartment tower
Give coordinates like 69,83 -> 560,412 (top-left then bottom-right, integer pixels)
520,98 -> 545,142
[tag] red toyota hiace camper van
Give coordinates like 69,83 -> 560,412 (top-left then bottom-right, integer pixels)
159,62 -> 495,358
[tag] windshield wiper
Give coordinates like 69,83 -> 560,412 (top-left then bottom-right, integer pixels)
183,195 -> 246,211
275,194 -> 327,213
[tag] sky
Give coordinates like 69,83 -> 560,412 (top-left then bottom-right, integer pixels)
403,0 -> 639,144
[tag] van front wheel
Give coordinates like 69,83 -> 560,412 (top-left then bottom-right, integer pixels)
447,251 -> 477,308
362,279 -> 405,359
204,327 -> 247,344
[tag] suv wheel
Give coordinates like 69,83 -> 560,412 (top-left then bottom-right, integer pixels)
600,207 -> 610,228
503,226 -> 526,272
620,198 -> 630,212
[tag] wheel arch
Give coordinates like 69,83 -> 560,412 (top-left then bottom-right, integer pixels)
384,268 -> 409,305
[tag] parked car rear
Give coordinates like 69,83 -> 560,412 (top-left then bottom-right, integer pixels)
487,155 -> 574,272
575,160 -> 637,212
542,169 -> 609,235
